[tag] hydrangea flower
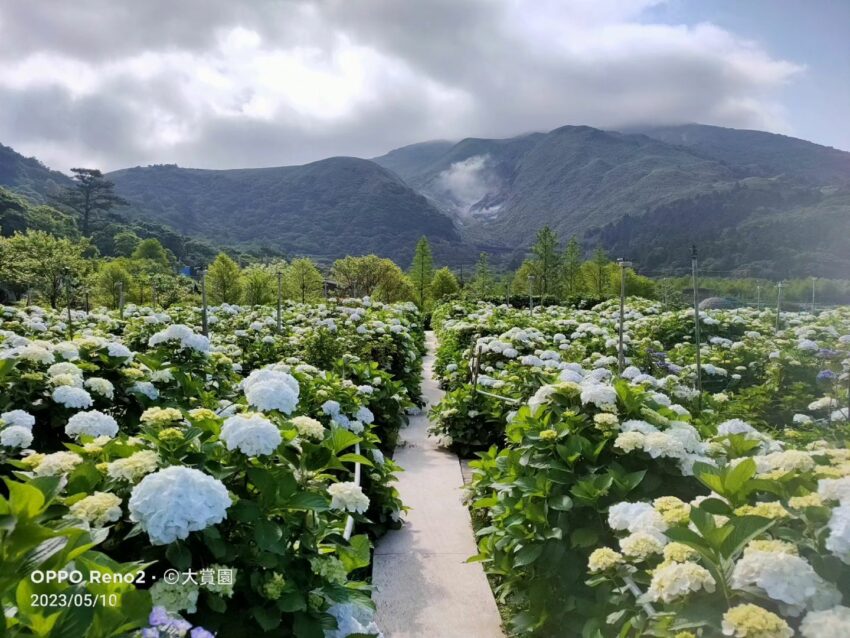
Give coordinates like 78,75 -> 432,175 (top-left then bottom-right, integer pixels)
68,491 -> 122,527
107,450 -> 159,482
129,466 -> 231,545
646,561 -> 716,603
328,481 -> 369,514
290,416 -> 325,441
242,369 -> 299,414
0,425 -> 33,448
65,410 -> 119,439
220,413 -> 282,456
0,410 -> 35,429
52,386 -> 94,409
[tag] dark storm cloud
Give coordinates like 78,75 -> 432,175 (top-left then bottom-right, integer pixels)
0,0 -> 803,172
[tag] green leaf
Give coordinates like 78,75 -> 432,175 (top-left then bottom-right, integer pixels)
548,495 -> 573,511
49,600 -> 95,638
338,453 -> 374,467
570,527 -> 599,548
284,492 -> 329,512
165,542 -> 192,571
5,480 -> 45,518
330,429 -> 360,453
337,535 -> 371,573
253,605 -> 283,631
724,458 -> 757,496
293,612 -> 324,638
514,543 -> 544,567
254,520 -> 284,552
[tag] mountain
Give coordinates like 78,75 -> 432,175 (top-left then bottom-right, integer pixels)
631,124 -> 850,186
1,122 -> 848,277
374,124 -> 850,277
107,157 -> 465,265
0,143 -> 73,202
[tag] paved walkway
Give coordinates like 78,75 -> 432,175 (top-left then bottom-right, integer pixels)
373,332 -> 503,638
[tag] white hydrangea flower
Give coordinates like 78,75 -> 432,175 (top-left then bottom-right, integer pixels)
221,413 -> 282,456
131,382 -> 159,400
68,491 -> 122,527
65,410 -> 119,439
242,368 -> 299,414
148,324 -> 210,353
0,425 -> 33,448
34,451 -> 83,476
800,606 -> 850,638
84,377 -> 115,399
128,466 -> 231,545
107,450 -> 159,482
730,550 -> 841,615
646,561 -> 716,603
328,481 -> 370,514
608,502 -> 668,535
290,416 -> 325,441
1,409 -> 35,429
819,477 -> 850,503
579,383 -> 617,409
52,386 -> 94,409
825,503 -> 850,564
106,342 -> 134,359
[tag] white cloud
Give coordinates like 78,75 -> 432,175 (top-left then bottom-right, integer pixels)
0,0 -> 805,172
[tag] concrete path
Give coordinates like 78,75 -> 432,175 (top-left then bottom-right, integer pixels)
373,331 -> 504,638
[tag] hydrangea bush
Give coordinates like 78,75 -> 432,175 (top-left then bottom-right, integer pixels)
0,297 -> 422,637
431,300 -> 850,636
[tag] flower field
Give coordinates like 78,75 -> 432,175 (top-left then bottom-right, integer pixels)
0,298 -> 423,637
430,299 -> 850,637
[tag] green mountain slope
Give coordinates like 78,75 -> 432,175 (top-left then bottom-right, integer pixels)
375,124 -> 850,277
0,143 -> 73,202
107,157 -> 464,265
631,124 -> 850,186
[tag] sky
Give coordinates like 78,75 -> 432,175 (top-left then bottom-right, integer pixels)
0,0 -> 846,173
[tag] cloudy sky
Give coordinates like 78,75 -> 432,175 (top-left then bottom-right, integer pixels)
0,0 -> 847,172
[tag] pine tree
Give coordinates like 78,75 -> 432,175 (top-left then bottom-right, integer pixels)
472,252 -> 494,297
206,252 -> 243,304
561,236 -> 583,297
530,226 -> 560,296
430,267 -> 460,301
56,168 -> 126,237
408,236 -> 434,309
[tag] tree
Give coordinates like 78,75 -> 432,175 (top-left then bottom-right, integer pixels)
586,247 -> 610,297
471,253 -> 494,297
242,264 -> 277,306
96,260 -> 133,308
56,168 -> 126,237
0,231 -> 91,308
408,236 -> 434,309
132,238 -> 171,266
331,255 -> 397,298
561,236 -> 584,297
113,230 -> 141,257
286,258 -> 323,303
374,262 -> 414,302
430,267 -> 460,301
530,226 -> 560,296
511,260 -> 542,295
206,252 -> 243,304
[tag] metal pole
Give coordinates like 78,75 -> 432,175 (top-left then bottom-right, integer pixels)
65,274 -> 74,341
811,277 -> 816,314
118,281 -> 125,319
618,259 -> 626,374
528,275 -> 534,315
276,270 -> 283,332
201,270 -> 209,337
776,281 -> 783,332
691,246 -> 702,413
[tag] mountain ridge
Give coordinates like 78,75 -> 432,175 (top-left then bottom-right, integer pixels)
1,122 -> 848,276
